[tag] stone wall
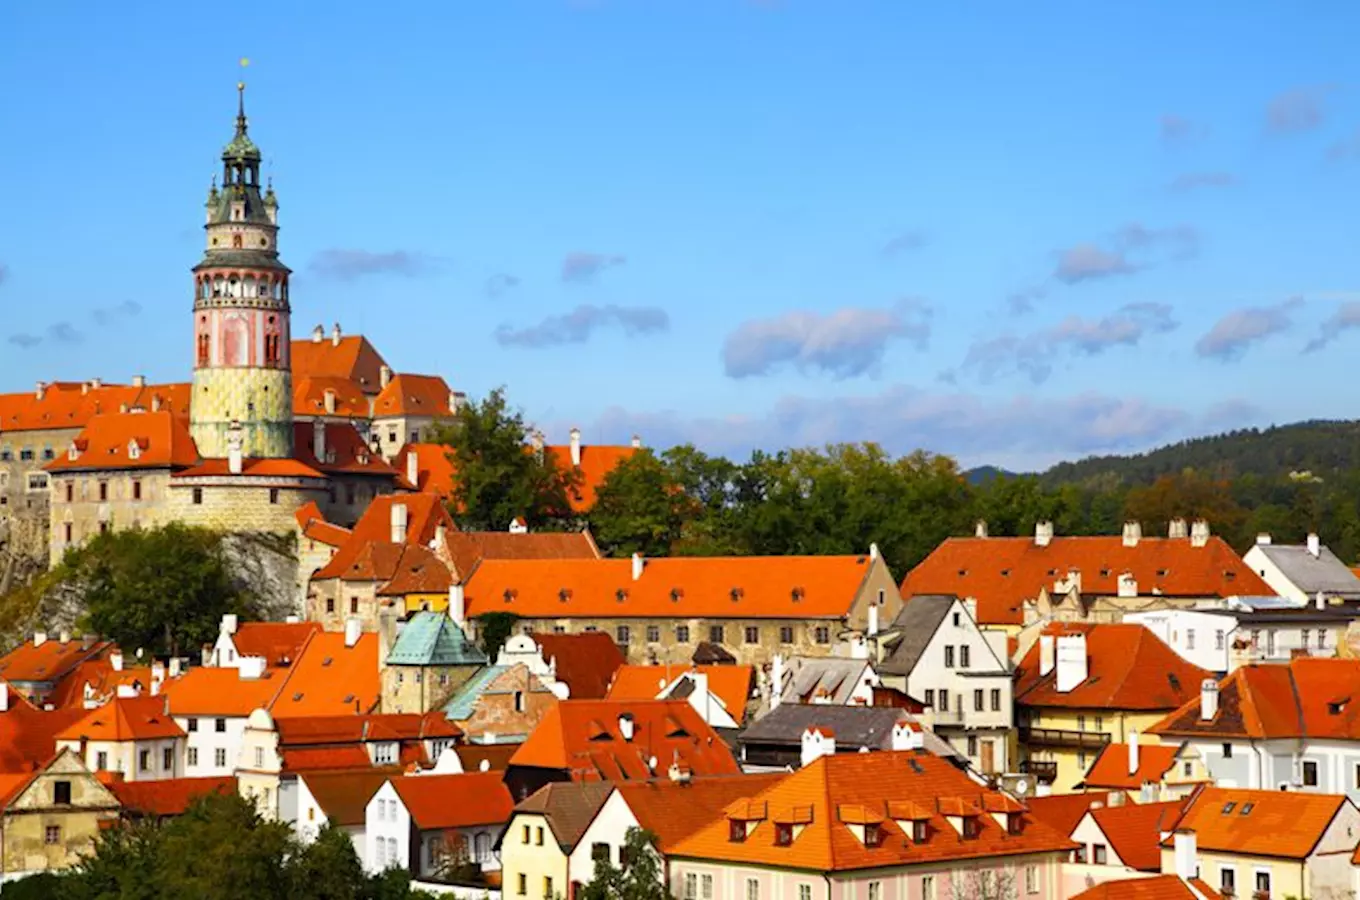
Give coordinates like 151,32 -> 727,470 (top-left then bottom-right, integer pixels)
380,662 -> 482,714
48,469 -> 177,565
189,367 -> 293,459
2,754 -> 118,875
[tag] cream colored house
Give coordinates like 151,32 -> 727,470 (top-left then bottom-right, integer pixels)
0,748 -> 120,878
499,782 -> 611,900
53,695 -> 186,782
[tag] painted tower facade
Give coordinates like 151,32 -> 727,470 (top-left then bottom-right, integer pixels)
189,83 -> 293,460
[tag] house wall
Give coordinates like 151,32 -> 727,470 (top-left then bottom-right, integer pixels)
1167,847 -> 1306,900
569,790 -> 638,887
1123,610 -> 1234,672
1306,800 -> 1360,900
176,714 -> 248,776
48,469 -> 176,564
381,662 -> 482,715
373,415 -> 437,462
499,811 -> 569,900
1,425 -> 78,545
0,755 -> 119,876
366,781 -> 411,875
1243,545 -> 1307,604
308,577 -> 381,633
461,667 -> 558,744
1062,811 -> 1152,896
168,482 -> 319,535
57,736 -> 183,782
1020,708 -> 1167,792
235,720 -> 282,819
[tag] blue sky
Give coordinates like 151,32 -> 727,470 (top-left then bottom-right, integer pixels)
2,2 -> 1359,471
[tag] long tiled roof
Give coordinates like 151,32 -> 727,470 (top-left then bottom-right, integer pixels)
374,545 -> 455,596
1162,786 -> 1347,859
290,334 -> 388,392
614,774 -> 788,850
45,411 -> 200,472
545,444 -> 637,511
443,529 -> 600,581
230,621 -> 322,668
314,494 -> 455,582
1070,876 -> 1213,900
0,688 -> 90,772
292,422 -> 398,478
55,696 -> 185,742
161,668 -> 283,716
0,382 -> 190,435
373,374 -> 455,419
900,535 -> 1271,626
532,633 -> 625,699
0,637 -> 112,684
293,376 -> 371,419
465,554 -> 881,620
267,631 -> 380,718
1014,623 -> 1210,711
1083,742 -> 1182,789
110,776 -> 236,817
391,771 -> 514,829
1025,791 -> 1118,838
668,750 -> 1074,872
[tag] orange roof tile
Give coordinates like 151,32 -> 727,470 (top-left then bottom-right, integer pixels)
669,750 -> 1074,872
1070,876 -> 1208,900
45,411 -> 199,472
174,457 -> 325,479
296,503 -> 352,547
293,376 -> 372,419
161,668 -> 282,716
465,554 -> 882,620
230,621 -> 322,668
0,772 -> 36,808
0,687 -> 91,773
607,665 -> 754,724
1161,787 -> 1346,859
1025,791 -> 1120,837
299,770 -> 393,824
509,700 -> 741,781
375,544 -> 454,596
545,444 -> 637,511
268,631 -> 381,719
45,659 -> 155,711
293,421 -> 398,477
532,634 -> 626,700
440,529 -> 600,581
393,443 -> 457,497
282,747 -> 378,772
0,636 -> 113,685
290,334 -> 389,392
373,374 -> 456,419
1015,623 -> 1211,711
0,382 -> 190,435
1088,800 -> 1188,871
614,774 -> 788,850
900,535 -> 1272,626
110,776 -> 236,817
1084,743 -> 1183,789
314,494 -> 455,583
55,696 -> 185,742
391,771 -> 515,829
1150,658 -> 1360,740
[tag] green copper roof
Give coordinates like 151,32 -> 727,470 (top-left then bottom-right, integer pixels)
442,665 -> 507,720
387,612 -> 488,668
223,82 -> 262,161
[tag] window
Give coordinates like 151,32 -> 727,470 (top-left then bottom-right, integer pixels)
912,821 -> 928,843
814,626 -> 830,644
63,523 -> 72,543
923,875 -> 936,900
1186,628 -> 1196,650
97,750 -> 109,770
132,480 -> 142,501
517,873 -> 527,896
187,748 -> 197,767
967,735 -> 978,756
746,878 -> 759,900
684,874 -> 697,900
799,887 -> 812,900
1215,629 -> 1225,650
944,646 -> 955,668
1025,865 -> 1039,895
1073,845 -> 1088,864
710,625 -> 725,644
868,882 -> 881,900
1093,842 -> 1108,864
960,645 -> 970,668
163,747 -> 174,770
779,626 -> 793,644
192,487 -> 203,505
215,717 -> 226,733
1220,867 -> 1236,897
535,826 -> 544,845
1354,763 -> 1360,791
592,842 -> 610,862
924,689 -> 935,707
729,820 -> 747,843
65,482 -> 74,503
1077,715 -> 1086,731
522,825 -> 531,844
1095,716 -> 1104,732
744,626 -> 759,644
939,691 -> 948,711
1302,760 -> 1319,787
974,689 -> 984,711
1254,870 -> 1270,898
19,448 -> 33,462
991,688 -> 1002,711
26,472 -> 48,491
53,780 -> 71,805
139,750 -> 150,771
702,874 -> 713,899
514,691 -> 525,713
543,877 -> 554,899
215,748 -> 227,768
45,825 -> 61,845
1319,629 -> 1328,648
1183,761 -> 1193,777
1078,751 -> 1087,770
98,482 -> 108,502
255,747 -> 264,767
646,625 -> 660,643
676,625 -> 690,643
350,597 -> 359,614
616,625 -> 631,645
326,597 -> 335,613
269,488 -> 280,505
1223,743 -> 1233,759
953,612 -> 961,627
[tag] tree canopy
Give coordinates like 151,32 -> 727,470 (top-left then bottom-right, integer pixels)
577,827 -> 673,900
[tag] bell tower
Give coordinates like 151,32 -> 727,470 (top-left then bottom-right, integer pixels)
189,82 -> 293,460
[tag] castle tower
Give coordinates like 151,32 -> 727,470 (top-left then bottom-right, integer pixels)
189,82 -> 293,459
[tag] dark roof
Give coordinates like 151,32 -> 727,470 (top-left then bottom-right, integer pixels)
738,705 -> 959,759
512,781 -> 613,851
692,642 -> 736,665
532,633 -> 625,700
1253,543 -> 1360,596
300,770 -> 393,826
878,595 -> 957,675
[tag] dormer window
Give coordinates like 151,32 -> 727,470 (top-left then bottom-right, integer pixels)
729,820 -> 747,843
774,824 -> 793,847
1007,814 -> 1024,836
67,444 -> 79,461
912,821 -> 928,843
127,440 -> 141,461
961,817 -> 980,840
864,824 -> 883,848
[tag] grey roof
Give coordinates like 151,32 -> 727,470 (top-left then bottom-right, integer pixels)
1255,543 -> 1360,597
513,782 -> 613,851
778,657 -> 873,706
877,594 -> 957,675
387,612 -> 488,667
738,705 -> 960,759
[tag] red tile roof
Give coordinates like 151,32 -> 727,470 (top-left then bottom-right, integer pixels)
440,529 -> 601,581
1084,742 -> 1183,789
1025,791 -> 1120,837
1015,623 -> 1211,711
273,711 -> 459,746
1150,659 -> 1360,740
669,750 -> 1075,871
391,771 -> 515,829
45,411 -> 200,472
1070,876 -> 1211,900
230,621 -> 322,668
174,458 -> 325,479
292,421 -> 398,478
44,656 -> 155,711
55,696 -> 185,742
161,668 -> 283,716
614,774 -> 788,850
314,494 -> 455,582
375,544 -> 454,596
282,746 -> 377,772
532,633 -> 626,700
1162,786 -> 1346,859
510,700 -> 741,781
545,444 -> 638,511
1088,800 -> 1188,870
290,334 -> 389,392
465,554 -> 882,620
393,443 -> 457,497
268,632 -> 380,719
299,770 -> 394,824
0,382 -> 190,434
607,665 -> 754,724
296,502 -> 353,548
0,687 -> 91,772
0,637 -> 112,686
900,535 -> 1272,626
293,376 -> 372,419
373,374 -> 456,419
110,776 -> 236,817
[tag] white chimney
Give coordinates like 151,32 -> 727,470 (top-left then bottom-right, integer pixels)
323,389 -> 336,416
59,630 -> 70,645
406,450 -> 419,487
221,613 -> 239,635
1117,573 -> 1138,598
869,542 -> 880,562
631,552 -> 645,581
1307,533 -> 1321,558
891,719 -> 923,751
227,424 -> 243,475
331,322 -> 342,347
867,603 -> 879,637
618,713 -> 636,742
313,420 -> 328,463
800,726 -> 836,768
110,651 -> 124,672
1122,521 -> 1141,547
1169,518 -> 1188,540
1039,633 -> 1055,676
569,427 -> 582,467
1172,831 -> 1197,880
1128,730 -> 1140,776
631,434 -> 642,449
132,375 -> 146,388
238,656 -> 267,680
311,324 -> 324,343
35,381 -> 47,401
1200,678 -> 1219,720
447,583 -> 465,627
380,365 -> 393,389
90,378 -> 102,391
1256,533 -> 1272,546
169,658 -> 182,678
1054,633 -> 1088,693
1034,521 -> 1054,547
285,615 -> 300,624
390,502 -> 409,544
770,654 -> 785,710
344,617 -> 362,648
1317,591 -> 1326,611
975,520 -> 988,539
33,631 -> 47,648
151,394 -> 163,413
1190,519 -> 1210,548
150,662 -> 166,694
0,681 -> 8,713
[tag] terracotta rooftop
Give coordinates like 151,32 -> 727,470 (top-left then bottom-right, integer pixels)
110,776 -> 236,817
0,687 -> 91,772
1161,786 -> 1347,859
267,631 -> 380,719
293,375 -> 371,419
391,771 -> 515,830
392,443 -> 457,497
374,544 -> 455,596
545,443 -> 638,511
1083,742 -> 1182,790
314,494 -> 455,582
161,667 -> 283,717
900,533 -> 1271,626
173,458 -> 325,480
0,636 -> 113,686
0,381 -> 190,435
1014,623 -> 1211,711
300,770 -> 393,825
441,529 -> 601,581
45,411 -> 200,473
513,782 -> 614,851
1086,799 -> 1188,870
292,421 -> 398,478
607,665 -> 754,726
229,621 -> 322,669
373,374 -> 456,419
532,633 -> 626,700
614,774 -> 788,851
55,695 -> 185,743
290,333 -> 389,392
1070,875 -> 1217,900
1025,791 -> 1120,838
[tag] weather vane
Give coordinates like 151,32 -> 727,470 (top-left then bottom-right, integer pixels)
239,56 -> 249,90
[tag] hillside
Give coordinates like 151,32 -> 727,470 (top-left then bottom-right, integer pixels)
1040,420 -> 1360,487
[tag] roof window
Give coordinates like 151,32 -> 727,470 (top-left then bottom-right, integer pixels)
558,589 -> 571,603
1221,801 -> 1236,814
730,587 -> 744,602
1240,802 -> 1254,815
791,587 -> 804,602
670,588 -> 683,602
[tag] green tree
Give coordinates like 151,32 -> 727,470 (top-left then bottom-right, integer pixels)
576,828 -> 673,900
428,387 -> 579,531
289,823 -> 368,900
473,611 -> 519,659
62,523 -> 254,658
589,450 -> 691,557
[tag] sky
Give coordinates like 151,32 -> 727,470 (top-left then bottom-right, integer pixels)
2,2 -> 1359,472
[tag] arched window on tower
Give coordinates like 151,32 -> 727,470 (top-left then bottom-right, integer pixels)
233,234 -> 243,249
197,332 -> 211,367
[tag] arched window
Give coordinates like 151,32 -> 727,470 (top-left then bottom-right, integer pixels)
232,234 -> 243,249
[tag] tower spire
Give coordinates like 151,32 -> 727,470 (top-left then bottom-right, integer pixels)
236,81 -> 247,135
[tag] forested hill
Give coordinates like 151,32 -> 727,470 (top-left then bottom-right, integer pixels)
1039,420 -> 1360,487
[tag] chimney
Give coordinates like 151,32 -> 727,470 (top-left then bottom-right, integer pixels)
450,391 -> 465,414
975,520 -> 988,539
33,631 -> 47,648
1256,533 -> 1272,546
313,419 -> 327,461
770,654 -> 785,710
1122,520 -> 1141,547
631,552 -> 645,581
800,726 -> 836,768
390,502 -> 409,544
868,603 -> 879,637
35,381 -> 47,401
1128,730 -> 1140,776
132,375 -> 146,388
618,713 -> 636,742
238,656 -> 267,680
1117,572 -> 1138,598
1316,591 -> 1326,611
891,718 -> 924,751
0,681 -> 8,713
631,434 -> 641,449
405,450 -> 419,487
331,322 -> 342,347
1168,518 -> 1188,539
1307,533 -> 1321,558
569,428 -> 582,467
221,613 -> 239,635
1200,678 -> 1219,720
311,324 -> 324,343
151,394 -> 163,413
1172,831 -> 1198,881
59,630 -> 70,645
1190,519 -> 1210,548
1034,521 -> 1054,547
110,651 -> 124,672
344,617 -> 362,649
869,543 -> 880,562
119,403 -> 128,414
380,365 -> 393,389
447,583 -> 466,627
285,615 -> 300,624
227,422 -> 243,475
1054,633 -> 1088,693
323,389 -> 336,416
1039,633 -> 1055,676
150,662 -> 166,695
169,658 -> 182,678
